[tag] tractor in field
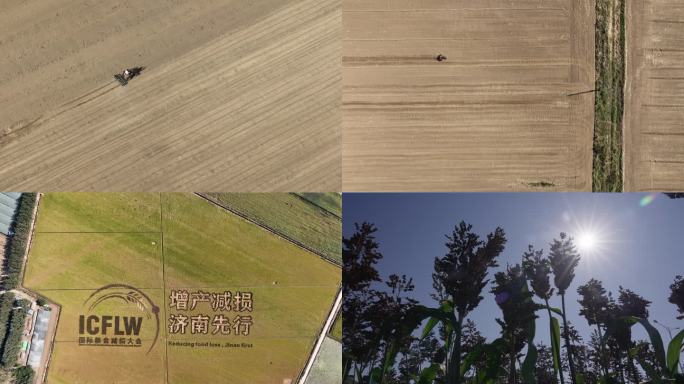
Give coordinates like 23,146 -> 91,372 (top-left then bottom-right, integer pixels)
114,67 -> 145,86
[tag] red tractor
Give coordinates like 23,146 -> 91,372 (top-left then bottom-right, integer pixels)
114,67 -> 145,86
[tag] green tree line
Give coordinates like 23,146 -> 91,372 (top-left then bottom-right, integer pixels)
3,193 -> 37,289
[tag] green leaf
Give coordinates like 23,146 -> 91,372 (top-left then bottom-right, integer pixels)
576,373 -> 586,384
628,316 -> 667,370
545,306 -> 564,317
521,319 -> 538,384
521,343 -> 538,384
667,329 -> 684,376
417,364 -> 441,384
460,344 -> 486,377
444,325 -> 453,353
550,316 -> 562,375
635,354 -> 663,384
369,367 -> 382,384
460,338 -> 506,380
418,301 -> 457,344
483,339 -> 507,382
421,317 -> 440,339
382,341 -> 398,376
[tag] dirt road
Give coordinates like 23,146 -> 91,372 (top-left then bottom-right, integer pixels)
342,0 -> 595,191
624,0 -> 684,191
0,0 -> 340,191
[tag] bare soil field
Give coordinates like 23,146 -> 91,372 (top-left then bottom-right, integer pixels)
0,0 -> 340,191
342,0 -> 595,191
625,0 -> 684,191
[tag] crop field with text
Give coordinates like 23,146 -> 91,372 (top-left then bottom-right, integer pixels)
23,193 -> 340,383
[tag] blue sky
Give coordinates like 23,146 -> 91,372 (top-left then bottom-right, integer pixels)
343,193 -> 684,346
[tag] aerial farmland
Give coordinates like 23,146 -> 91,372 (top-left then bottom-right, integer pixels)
19,193 -> 341,383
0,1 -> 341,191
342,0 -> 596,191
624,0 -> 684,191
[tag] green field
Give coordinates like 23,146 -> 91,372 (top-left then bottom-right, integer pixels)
329,312 -> 342,342
295,193 -> 342,217
23,193 -> 340,384
203,193 -> 342,265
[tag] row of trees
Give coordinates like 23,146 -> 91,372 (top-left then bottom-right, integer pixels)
0,194 -> 39,382
3,193 -> 37,289
0,298 -> 28,368
343,222 -> 684,384
0,292 -> 33,382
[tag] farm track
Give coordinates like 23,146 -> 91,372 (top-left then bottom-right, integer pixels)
625,0 -> 684,191
342,0 -> 596,191
0,0 -> 341,191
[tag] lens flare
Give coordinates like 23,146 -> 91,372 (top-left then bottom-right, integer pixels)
640,193 -> 657,207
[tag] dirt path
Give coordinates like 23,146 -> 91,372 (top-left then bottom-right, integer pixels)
0,235 -> 6,269
0,0 -> 340,191
342,0 -> 595,191
624,0 -> 684,191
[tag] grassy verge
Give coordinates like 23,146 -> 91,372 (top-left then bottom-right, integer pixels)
295,193 -> 342,218
593,0 -> 625,192
329,312 -> 342,342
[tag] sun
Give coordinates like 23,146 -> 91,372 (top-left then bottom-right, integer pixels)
553,199 -> 621,271
576,230 -> 599,253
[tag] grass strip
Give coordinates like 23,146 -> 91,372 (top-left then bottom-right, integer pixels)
593,0 -> 625,192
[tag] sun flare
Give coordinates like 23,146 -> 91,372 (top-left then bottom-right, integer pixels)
558,202 -> 617,263
576,230 -> 599,253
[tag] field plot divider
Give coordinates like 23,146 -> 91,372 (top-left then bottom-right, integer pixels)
159,193 -> 169,384
194,193 -> 341,267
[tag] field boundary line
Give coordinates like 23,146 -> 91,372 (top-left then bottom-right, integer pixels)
194,193 -> 341,267
31,285 -> 336,291
297,286 -> 342,384
34,231 -> 162,234
160,193 -> 170,384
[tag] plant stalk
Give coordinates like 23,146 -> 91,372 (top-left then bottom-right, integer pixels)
561,294 -> 578,384
547,299 -> 566,384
